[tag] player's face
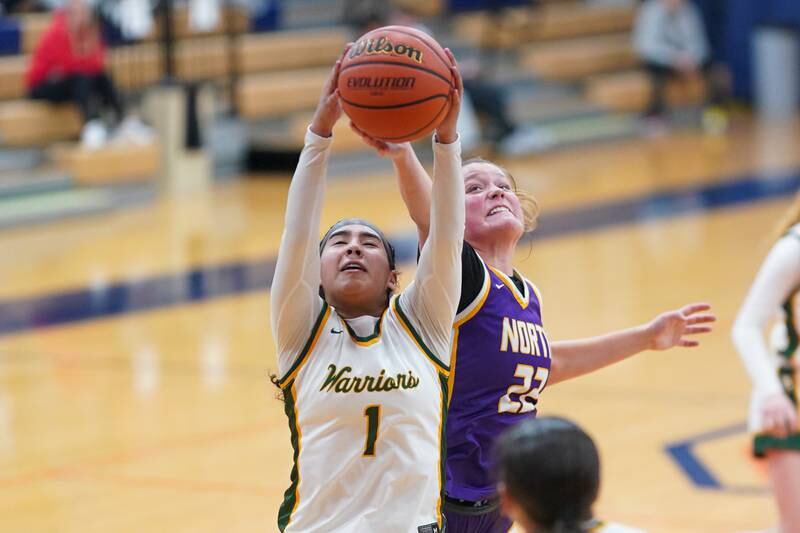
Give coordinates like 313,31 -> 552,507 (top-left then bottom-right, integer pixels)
319,225 -> 396,315
463,162 -> 524,246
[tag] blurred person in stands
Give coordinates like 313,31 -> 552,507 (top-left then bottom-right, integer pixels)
495,416 -> 644,533
25,0 -> 150,148
633,0 -> 725,132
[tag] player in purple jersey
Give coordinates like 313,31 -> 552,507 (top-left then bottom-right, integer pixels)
351,131 -> 715,532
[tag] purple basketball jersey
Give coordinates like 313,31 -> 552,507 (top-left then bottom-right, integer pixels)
445,262 -> 552,501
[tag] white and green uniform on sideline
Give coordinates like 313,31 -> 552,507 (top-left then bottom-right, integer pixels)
270,129 -> 464,532
733,224 -> 800,456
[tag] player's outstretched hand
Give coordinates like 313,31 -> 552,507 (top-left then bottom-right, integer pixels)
647,303 -> 716,350
310,45 -> 351,138
434,48 -> 463,145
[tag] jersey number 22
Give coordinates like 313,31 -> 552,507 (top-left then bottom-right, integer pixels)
498,363 -> 549,414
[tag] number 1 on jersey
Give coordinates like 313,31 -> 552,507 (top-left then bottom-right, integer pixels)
363,405 -> 381,456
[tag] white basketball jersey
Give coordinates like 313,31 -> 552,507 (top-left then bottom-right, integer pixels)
277,296 -> 449,533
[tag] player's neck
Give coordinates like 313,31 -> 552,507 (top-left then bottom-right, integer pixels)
472,241 -> 516,277
331,298 -> 386,320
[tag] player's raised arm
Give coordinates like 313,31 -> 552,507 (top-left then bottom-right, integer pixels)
348,128 -> 434,246
402,49 -> 465,352
270,56 -> 344,372
549,303 -> 716,385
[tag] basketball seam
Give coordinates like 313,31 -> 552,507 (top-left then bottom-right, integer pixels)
340,61 -> 453,87
340,93 -> 449,110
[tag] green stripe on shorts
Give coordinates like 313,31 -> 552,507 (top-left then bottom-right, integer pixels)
753,432 -> 800,457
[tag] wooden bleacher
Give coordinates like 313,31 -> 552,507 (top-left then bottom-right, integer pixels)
520,33 -> 639,81
50,142 -> 160,184
585,70 -> 706,113
453,1 -> 636,49
18,13 -> 49,53
0,25 -> 351,148
16,6 -> 250,54
237,27 -> 350,74
237,67 -> 330,120
0,55 -> 26,100
458,1 -> 707,118
0,101 -> 81,146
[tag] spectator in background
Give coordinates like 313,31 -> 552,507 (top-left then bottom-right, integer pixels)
25,0 -> 150,148
495,417 -> 644,533
633,0 -> 724,129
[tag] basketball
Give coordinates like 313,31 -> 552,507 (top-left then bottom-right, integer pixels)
337,25 -> 454,143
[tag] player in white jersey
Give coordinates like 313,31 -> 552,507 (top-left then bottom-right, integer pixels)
732,192 -> 800,533
270,50 -> 464,532
495,416 -> 646,533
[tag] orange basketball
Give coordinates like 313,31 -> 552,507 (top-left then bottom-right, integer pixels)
337,25 -> 454,143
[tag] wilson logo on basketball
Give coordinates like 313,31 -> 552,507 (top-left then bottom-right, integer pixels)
349,37 -> 424,63
346,77 -> 416,90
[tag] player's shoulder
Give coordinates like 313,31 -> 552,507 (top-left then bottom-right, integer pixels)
786,223 -> 800,240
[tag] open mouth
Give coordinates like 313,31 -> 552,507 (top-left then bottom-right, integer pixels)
487,206 -> 511,217
340,262 -> 367,272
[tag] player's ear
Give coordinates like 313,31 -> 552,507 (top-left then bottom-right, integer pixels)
386,270 -> 399,293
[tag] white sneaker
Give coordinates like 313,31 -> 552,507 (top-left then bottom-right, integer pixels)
81,119 -> 108,150
112,116 -> 155,146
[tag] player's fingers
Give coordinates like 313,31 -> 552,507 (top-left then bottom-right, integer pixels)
763,412 -> 776,432
327,60 -> 342,94
679,339 -> 700,348
444,48 -> 463,94
687,314 -> 716,325
681,303 -> 712,316
685,326 -> 713,335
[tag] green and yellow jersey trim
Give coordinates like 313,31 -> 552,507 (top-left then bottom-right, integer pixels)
277,382 -> 302,532
436,372 -> 449,529
341,306 -> 388,346
780,294 -> 799,360
488,265 -> 529,309
278,303 -> 330,387
392,294 -> 450,375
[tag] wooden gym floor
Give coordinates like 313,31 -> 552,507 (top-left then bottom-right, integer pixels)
1,116 -> 799,532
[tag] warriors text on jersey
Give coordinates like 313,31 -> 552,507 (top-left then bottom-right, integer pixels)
277,298 -> 449,532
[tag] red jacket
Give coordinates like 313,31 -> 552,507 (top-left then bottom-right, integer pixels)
25,12 -> 106,90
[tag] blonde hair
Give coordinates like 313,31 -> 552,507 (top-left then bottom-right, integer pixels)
463,157 -> 540,233
773,191 -> 800,242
